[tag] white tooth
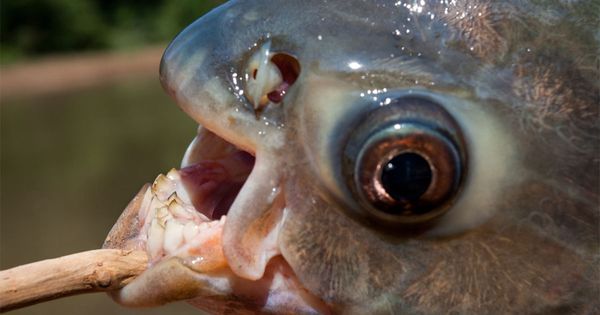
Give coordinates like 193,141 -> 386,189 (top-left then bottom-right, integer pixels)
167,197 -> 193,219
167,196 -> 211,223
152,174 -> 176,202
156,207 -> 173,228
174,183 -> 193,206
166,168 -> 180,181
147,218 -> 165,261
164,168 -> 194,206
139,197 -> 164,239
167,193 -> 181,204
183,222 -> 200,243
163,220 -> 185,255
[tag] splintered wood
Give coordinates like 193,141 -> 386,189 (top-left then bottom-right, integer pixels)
0,249 -> 148,312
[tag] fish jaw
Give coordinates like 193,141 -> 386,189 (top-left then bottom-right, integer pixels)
106,7 -> 329,308
103,126 -> 330,314
157,0 -> 297,284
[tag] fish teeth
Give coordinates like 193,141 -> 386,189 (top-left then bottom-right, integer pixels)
147,218 -> 165,261
156,206 -> 173,228
167,196 -> 192,218
166,168 -> 180,181
163,220 -> 185,255
167,193 -> 211,222
141,168 -> 225,264
167,195 -> 200,219
152,174 -> 176,202
165,168 -> 189,202
139,197 -> 166,236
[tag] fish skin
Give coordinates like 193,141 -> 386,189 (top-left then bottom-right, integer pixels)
111,0 -> 599,314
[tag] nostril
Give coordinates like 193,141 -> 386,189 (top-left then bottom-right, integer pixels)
244,44 -> 301,108
270,53 -> 300,85
267,53 -> 300,103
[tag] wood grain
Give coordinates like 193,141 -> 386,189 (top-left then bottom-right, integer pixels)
0,249 -> 148,312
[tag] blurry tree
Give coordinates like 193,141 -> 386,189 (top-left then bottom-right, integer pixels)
0,0 -> 223,63
1,0 -> 106,58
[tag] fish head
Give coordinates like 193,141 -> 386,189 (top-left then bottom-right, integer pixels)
105,0 -> 599,314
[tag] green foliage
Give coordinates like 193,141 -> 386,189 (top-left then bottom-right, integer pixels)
156,0 -> 220,41
0,0 -> 224,63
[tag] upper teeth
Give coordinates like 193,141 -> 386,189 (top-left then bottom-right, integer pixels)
137,169 -> 228,272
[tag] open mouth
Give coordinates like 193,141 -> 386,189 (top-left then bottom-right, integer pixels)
105,127 -> 330,313
141,128 -> 254,270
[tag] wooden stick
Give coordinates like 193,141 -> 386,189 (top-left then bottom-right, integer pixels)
0,249 -> 148,312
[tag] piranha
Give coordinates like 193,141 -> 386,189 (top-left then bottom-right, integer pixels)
103,0 -> 599,314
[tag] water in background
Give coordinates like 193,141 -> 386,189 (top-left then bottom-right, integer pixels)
1,77 -> 201,314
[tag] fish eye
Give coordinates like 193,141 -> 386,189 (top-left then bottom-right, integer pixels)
343,96 -> 467,225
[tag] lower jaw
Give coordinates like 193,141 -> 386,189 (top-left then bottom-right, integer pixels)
187,256 -> 330,314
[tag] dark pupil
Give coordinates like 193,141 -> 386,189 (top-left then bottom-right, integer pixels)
381,153 -> 432,202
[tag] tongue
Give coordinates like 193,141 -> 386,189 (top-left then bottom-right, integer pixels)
179,151 -> 254,220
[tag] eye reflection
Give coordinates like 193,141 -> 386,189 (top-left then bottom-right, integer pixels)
381,152 -> 432,203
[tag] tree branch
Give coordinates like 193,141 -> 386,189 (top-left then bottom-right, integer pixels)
0,249 -> 148,312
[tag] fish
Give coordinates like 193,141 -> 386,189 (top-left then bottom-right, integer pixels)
103,0 -> 600,314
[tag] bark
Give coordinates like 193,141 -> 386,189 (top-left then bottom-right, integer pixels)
0,249 -> 147,312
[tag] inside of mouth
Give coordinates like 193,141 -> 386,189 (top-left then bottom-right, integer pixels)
179,130 -> 255,221
130,128 -> 331,312
138,127 -> 256,266
179,151 -> 254,220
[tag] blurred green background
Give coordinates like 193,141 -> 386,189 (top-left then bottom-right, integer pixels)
1,0 -> 222,63
1,1 -> 224,314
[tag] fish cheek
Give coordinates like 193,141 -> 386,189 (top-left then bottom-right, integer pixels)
278,173 -> 597,314
395,221 -> 595,314
279,173 -> 406,312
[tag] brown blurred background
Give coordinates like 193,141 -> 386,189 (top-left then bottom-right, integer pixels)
1,1 -> 224,314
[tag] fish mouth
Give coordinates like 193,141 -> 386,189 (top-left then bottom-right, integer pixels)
104,127 -> 330,314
